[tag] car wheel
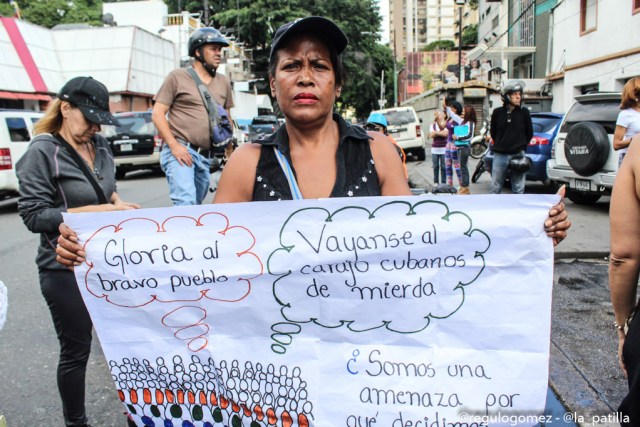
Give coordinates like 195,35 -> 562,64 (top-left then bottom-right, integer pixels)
415,148 -> 426,161
566,190 -> 602,205
115,168 -> 126,180
564,122 -> 610,176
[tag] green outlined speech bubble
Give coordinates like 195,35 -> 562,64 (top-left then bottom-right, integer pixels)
267,199 -> 490,352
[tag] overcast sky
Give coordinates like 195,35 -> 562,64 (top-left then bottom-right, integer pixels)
378,0 -> 390,43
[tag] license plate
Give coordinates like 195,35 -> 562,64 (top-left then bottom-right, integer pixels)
388,128 -> 407,134
120,144 -> 133,152
574,179 -> 591,191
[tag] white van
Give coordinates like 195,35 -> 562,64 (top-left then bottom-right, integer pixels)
0,110 -> 43,199
370,106 -> 426,160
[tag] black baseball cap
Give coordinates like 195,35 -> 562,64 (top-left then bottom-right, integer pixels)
269,16 -> 348,60
57,76 -> 120,126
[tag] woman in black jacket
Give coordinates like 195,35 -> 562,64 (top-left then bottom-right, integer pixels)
16,77 -> 139,427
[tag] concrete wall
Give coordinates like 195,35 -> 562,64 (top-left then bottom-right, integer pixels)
550,0 -> 640,112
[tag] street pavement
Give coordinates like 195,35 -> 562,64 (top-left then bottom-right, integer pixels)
409,154 -> 625,427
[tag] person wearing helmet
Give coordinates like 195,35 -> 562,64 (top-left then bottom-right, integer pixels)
365,113 -> 408,181
489,80 -> 533,194
152,27 -> 235,205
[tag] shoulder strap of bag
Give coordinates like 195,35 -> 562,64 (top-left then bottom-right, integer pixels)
186,67 -> 220,141
273,147 -> 303,200
54,134 -> 108,204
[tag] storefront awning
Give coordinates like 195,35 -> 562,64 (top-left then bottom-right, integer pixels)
0,91 -> 52,101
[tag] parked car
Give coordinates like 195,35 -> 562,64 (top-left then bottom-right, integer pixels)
235,121 -> 250,145
546,92 -> 621,204
100,111 -> 164,179
484,112 -> 564,185
369,106 -> 426,160
0,109 -> 43,199
247,115 -> 279,141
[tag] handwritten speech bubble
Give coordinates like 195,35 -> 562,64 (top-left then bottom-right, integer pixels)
267,200 -> 490,340
81,212 -> 263,308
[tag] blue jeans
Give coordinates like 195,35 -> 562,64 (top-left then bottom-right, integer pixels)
490,152 -> 526,194
161,145 -> 211,205
457,144 -> 470,187
432,153 -> 446,185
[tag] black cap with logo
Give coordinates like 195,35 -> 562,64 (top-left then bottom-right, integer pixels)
269,16 -> 349,61
57,76 -> 120,126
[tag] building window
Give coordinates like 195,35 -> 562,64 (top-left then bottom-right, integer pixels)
578,83 -> 599,95
492,15 -> 499,29
634,0 -> 640,14
580,0 -> 597,34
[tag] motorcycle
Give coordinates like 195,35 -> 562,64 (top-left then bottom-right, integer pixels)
472,146 -> 489,184
470,120 -> 491,183
470,120 -> 490,159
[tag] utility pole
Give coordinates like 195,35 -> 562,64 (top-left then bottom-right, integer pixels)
393,62 -> 397,107
393,31 -> 397,107
236,0 -> 240,38
203,0 -> 209,25
457,2 -> 463,83
379,69 -> 386,109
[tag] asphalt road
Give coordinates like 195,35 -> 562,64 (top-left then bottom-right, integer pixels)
0,158 -> 621,426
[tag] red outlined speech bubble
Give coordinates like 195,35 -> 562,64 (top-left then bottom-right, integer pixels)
81,211 -> 263,308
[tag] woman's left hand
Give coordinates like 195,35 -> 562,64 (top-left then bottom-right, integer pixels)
544,185 -> 571,246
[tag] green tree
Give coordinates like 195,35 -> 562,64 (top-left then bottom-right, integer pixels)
212,0 -> 394,118
462,24 -> 477,46
422,40 -> 455,51
11,0 -> 104,28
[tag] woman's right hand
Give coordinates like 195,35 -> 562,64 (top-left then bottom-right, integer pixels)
56,223 -> 84,267
59,199 -> 140,267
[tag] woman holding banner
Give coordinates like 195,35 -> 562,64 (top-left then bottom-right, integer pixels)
16,76 -> 140,427
55,19 -> 570,258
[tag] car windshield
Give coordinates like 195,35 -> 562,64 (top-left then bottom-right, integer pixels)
102,115 -> 156,137
383,110 -> 415,126
531,116 -> 562,134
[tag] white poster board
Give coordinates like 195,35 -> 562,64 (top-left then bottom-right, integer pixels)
64,194 -> 557,427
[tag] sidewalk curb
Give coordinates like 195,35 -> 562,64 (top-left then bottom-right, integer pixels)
554,251 -> 609,261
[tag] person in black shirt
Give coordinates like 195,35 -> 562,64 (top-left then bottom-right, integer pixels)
489,80 -> 533,194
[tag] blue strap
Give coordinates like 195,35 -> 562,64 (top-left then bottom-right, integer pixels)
273,147 -> 303,200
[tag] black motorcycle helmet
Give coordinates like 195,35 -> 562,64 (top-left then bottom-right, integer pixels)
188,27 -> 230,76
188,27 -> 230,56
501,80 -> 525,105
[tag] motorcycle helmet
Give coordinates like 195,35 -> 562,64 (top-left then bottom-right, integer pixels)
188,27 -> 230,57
508,153 -> 532,173
501,80 -> 525,105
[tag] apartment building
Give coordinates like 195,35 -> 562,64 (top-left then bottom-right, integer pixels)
470,0 -> 553,81
390,0 -> 457,59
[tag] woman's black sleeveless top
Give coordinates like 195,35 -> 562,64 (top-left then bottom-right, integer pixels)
252,114 -> 381,201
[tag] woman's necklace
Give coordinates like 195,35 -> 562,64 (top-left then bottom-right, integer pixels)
76,140 -> 102,180
84,142 -> 103,180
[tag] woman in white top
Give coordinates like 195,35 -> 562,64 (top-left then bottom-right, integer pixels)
614,77 -> 640,167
